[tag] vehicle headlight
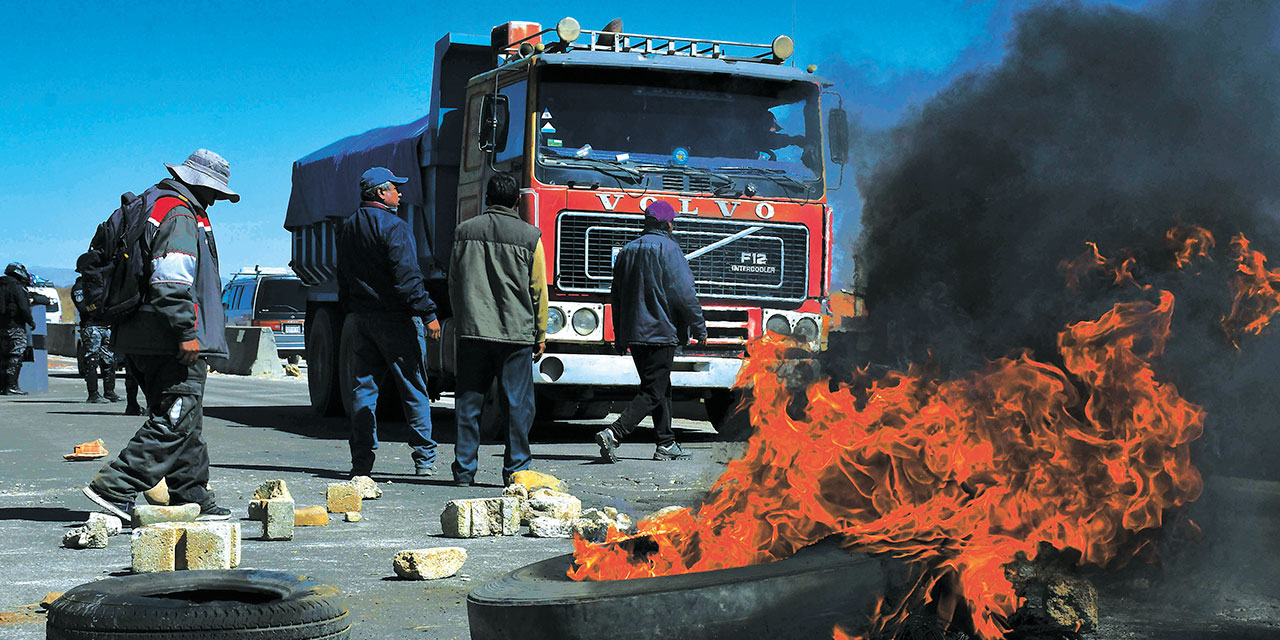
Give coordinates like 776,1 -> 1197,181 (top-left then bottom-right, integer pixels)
765,314 -> 791,335
793,317 -> 819,343
571,308 -> 599,335
547,308 -> 566,334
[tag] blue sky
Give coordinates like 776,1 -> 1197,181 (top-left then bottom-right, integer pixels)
0,0 -> 1153,283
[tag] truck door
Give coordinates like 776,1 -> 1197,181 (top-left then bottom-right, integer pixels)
457,73 -> 529,225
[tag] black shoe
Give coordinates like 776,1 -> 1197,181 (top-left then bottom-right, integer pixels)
415,464 -> 437,477
451,476 -> 474,487
654,442 -> 691,461
104,393 -> 121,403
195,504 -> 232,521
87,394 -> 108,404
124,404 -> 143,416
594,428 -> 619,463
82,485 -> 134,521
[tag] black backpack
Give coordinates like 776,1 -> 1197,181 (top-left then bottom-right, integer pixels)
72,192 -> 150,323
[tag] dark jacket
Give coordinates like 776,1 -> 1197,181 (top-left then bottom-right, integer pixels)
610,228 -> 707,347
448,205 -> 548,345
337,202 -> 437,320
115,179 -> 228,357
0,275 -> 33,329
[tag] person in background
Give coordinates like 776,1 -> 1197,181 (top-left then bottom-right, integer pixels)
0,262 -> 34,395
81,149 -> 238,522
80,318 -> 118,404
336,167 -> 441,478
447,173 -> 548,487
596,200 -> 707,463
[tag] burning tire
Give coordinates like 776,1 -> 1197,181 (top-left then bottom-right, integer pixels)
45,570 -> 349,639
467,539 -> 901,640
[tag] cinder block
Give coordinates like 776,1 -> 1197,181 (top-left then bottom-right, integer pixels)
392,547 -> 467,580
528,516 -> 576,538
229,522 -> 241,568
249,498 -> 295,540
439,497 -> 520,538
86,513 -> 122,536
132,503 -> 200,528
528,489 -> 581,522
253,479 -> 291,501
326,483 -> 362,513
345,512 -> 362,522
294,506 -> 330,526
350,476 -> 381,499
131,525 -> 183,573
181,522 -> 235,570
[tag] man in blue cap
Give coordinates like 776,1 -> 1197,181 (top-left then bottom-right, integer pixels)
336,167 -> 441,477
596,200 -> 707,463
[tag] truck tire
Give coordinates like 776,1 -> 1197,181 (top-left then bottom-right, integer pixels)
705,389 -> 753,441
46,569 -> 349,640
307,306 -> 343,416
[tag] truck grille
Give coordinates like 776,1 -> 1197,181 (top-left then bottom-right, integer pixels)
556,212 -> 809,302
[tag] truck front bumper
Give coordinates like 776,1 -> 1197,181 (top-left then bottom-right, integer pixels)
531,352 -> 743,390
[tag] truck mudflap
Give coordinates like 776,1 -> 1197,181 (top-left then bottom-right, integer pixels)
531,352 -> 743,388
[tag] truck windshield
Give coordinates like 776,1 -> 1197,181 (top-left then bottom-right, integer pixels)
535,68 -> 822,198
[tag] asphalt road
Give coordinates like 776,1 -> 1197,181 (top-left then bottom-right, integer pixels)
0,362 -> 737,640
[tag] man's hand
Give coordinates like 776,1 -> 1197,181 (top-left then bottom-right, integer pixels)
696,336 -> 708,348
177,339 -> 201,365
425,318 -> 441,340
533,342 -> 545,360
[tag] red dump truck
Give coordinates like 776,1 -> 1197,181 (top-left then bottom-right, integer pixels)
284,17 -> 849,430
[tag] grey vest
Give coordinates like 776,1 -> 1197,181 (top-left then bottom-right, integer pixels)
448,205 -> 541,344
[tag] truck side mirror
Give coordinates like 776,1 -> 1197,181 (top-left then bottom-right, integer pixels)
479,94 -> 510,154
828,107 -> 849,165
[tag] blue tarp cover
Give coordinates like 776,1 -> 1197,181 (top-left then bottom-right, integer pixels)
284,114 -> 431,228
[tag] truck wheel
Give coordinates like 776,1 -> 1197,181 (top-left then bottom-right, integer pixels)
46,569 -> 349,640
705,389 -> 753,441
307,307 -> 343,416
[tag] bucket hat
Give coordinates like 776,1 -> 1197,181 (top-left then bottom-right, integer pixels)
165,149 -> 240,203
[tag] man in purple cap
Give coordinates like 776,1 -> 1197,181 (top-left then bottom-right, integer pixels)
596,200 -> 707,463
336,167 -> 442,477
83,149 -> 238,522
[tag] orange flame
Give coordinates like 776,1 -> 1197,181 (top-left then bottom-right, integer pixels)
1060,242 -> 1140,292
1221,233 -> 1280,346
1166,224 -> 1214,270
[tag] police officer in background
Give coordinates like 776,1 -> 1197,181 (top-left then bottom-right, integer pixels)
337,167 -> 442,477
0,262 -> 35,395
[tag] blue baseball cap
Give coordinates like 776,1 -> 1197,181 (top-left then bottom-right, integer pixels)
360,167 -> 409,191
645,200 -> 677,223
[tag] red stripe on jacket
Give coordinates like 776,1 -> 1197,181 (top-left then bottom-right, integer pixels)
150,196 -> 190,223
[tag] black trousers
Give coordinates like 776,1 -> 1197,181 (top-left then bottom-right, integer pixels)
610,344 -> 676,446
92,355 -> 213,508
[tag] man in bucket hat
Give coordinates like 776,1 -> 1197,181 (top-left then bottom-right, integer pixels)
595,200 -> 707,463
82,149 -> 238,522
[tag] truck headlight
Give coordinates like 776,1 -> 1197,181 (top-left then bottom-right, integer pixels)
793,317 -> 819,343
765,314 -> 791,335
571,308 -> 599,335
548,308 -> 566,334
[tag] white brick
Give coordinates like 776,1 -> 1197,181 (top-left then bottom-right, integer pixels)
392,548 -> 467,580
439,497 -> 520,538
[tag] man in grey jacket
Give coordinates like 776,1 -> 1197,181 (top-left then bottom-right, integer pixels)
596,200 -> 707,463
82,149 -> 237,522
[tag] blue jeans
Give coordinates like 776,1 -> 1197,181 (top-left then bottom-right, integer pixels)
349,313 -> 436,474
450,339 -> 535,483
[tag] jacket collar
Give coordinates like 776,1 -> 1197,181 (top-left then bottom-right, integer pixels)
158,178 -> 207,216
484,204 -> 519,219
361,200 -> 395,213
641,228 -> 675,240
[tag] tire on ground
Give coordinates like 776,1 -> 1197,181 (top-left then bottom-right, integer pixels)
307,306 -> 343,416
46,569 -> 349,640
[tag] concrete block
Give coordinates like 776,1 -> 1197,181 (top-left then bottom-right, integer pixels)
229,522 -> 241,568
181,522 -> 235,570
507,470 -> 566,492
132,503 -> 199,528
528,489 -> 581,522
440,497 -> 520,538
350,476 -> 381,499
326,483 -> 362,513
345,512 -> 362,522
209,327 -> 282,377
529,516 -> 576,538
392,547 -> 467,580
86,513 -> 122,536
62,526 -> 108,549
248,498 -> 295,540
131,525 -> 183,573
253,479 -> 291,500
294,506 -> 330,526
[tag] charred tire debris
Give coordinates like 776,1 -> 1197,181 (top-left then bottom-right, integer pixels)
45,569 -> 349,639
467,538 -> 906,640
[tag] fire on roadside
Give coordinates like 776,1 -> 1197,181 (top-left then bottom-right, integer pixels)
569,226 -> 1279,639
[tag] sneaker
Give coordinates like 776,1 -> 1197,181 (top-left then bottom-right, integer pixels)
195,504 -> 232,521
654,442 -> 691,461
595,428 -> 620,463
451,476 -> 474,487
82,485 -> 134,521
104,393 -> 121,403
415,464 -> 437,477
87,394 -> 108,404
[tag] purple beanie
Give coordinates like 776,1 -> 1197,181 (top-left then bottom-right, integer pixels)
645,200 -> 677,222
